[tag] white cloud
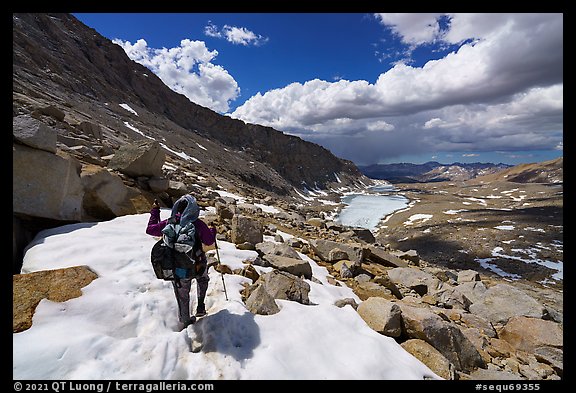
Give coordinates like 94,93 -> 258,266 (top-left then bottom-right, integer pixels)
204,21 -> 268,46
204,21 -> 221,38
231,13 -> 562,164
423,118 -> 447,129
113,38 -> 240,113
366,120 -> 395,132
374,13 -> 445,46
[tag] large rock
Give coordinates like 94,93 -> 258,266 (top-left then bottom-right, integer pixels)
35,105 -> 65,121
247,269 -> 311,306
13,115 -> 57,153
468,284 -> 547,326
457,269 -> 481,283
107,139 -> 165,177
498,316 -> 563,352
451,281 -> 487,305
167,180 -> 189,198
354,281 -> 394,300
357,297 -> 402,337
459,313 -> 497,338
349,228 -> 376,243
387,267 -> 443,296
309,239 -> 366,264
231,215 -> 263,245
13,144 -> 84,221
262,255 -> 312,279
434,286 -> 473,310
76,121 -> 102,140
533,346 -> 563,377
147,176 -> 169,193
80,165 -> 139,219
401,339 -> 453,380
397,302 -> 485,372
245,284 -> 280,315
13,265 -> 98,332
366,245 -> 409,267
255,241 -> 301,260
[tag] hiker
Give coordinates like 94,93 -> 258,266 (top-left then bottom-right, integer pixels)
146,195 -> 217,329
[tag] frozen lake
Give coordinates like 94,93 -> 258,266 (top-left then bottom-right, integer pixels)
335,185 -> 410,231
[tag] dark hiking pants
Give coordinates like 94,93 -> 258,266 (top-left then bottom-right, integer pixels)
172,269 -> 209,323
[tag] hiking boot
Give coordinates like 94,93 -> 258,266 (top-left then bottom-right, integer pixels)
177,317 -> 196,331
196,302 -> 207,317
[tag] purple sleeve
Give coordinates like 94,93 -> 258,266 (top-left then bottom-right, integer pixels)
194,219 -> 216,246
146,207 -> 167,237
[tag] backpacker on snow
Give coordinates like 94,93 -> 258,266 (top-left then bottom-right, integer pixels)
149,195 -> 202,282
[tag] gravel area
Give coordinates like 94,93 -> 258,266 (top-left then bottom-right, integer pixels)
374,180 -> 563,290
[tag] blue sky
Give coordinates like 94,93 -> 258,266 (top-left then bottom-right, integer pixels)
73,13 -> 563,166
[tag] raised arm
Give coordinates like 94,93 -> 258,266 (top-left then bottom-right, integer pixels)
146,201 -> 168,237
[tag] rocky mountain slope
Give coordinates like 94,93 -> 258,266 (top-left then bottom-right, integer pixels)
13,13 -> 368,197
12,13 -> 371,269
470,157 -> 563,184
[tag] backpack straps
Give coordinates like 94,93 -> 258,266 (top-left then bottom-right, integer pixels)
162,224 -> 184,287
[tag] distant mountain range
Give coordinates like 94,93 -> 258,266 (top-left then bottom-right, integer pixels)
359,158 -> 563,184
359,161 -> 514,183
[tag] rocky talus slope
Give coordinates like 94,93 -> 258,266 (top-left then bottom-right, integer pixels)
14,180 -> 563,380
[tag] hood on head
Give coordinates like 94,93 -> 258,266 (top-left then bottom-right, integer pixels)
171,194 -> 199,227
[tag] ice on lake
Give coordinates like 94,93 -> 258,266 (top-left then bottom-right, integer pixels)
335,189 -> 409,231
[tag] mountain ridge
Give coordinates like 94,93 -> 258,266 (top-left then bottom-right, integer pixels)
470,157 -> 563,184
12,13 -> 367,194
360,161 -> 514,183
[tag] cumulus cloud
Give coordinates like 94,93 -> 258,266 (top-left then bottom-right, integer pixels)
113,38 -> 239,113
204,21 -> 268,46
231,13 -> 563,164
374,13 -> 446,46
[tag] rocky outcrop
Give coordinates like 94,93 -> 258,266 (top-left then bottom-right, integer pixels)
80,164 -> 143,220
13,265 -> 98,332
497,316 -> 563,353
262,255 -> 312,280
12,119 -> 158,271
356,297 -> 402,337
397,302 -> 486,373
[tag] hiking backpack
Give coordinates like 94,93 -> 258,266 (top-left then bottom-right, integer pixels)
150,233 -> 204,282
150,238 -> 177,281
150,194 -> 204,282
